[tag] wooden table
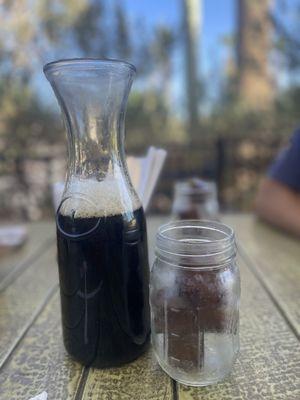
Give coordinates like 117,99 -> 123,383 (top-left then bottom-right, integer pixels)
0,215 -> 299,400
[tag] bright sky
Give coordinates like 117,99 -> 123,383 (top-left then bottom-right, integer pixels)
122,0 -> 297,67
40,0 -> 298,112
123,0 -> 234,71
120,0 -> 298,112
119,0 -> 235,113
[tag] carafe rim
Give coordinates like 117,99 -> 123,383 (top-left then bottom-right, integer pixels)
43,57 -> 136,74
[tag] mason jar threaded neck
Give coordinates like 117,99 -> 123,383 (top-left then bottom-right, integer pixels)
156,220 -> 236,268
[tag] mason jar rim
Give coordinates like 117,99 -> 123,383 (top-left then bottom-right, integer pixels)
156,220 -> 236,267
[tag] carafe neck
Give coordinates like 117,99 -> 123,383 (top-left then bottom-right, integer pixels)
44,59 -> 135,181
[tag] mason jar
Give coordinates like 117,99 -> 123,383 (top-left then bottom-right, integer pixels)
172,179 -> 219,221
150,220 -> 240,386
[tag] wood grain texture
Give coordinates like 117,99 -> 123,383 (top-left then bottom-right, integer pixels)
0,292 -> 84,400
1,216 -> 299,400
81,349 -> 173,400
177,255 -> 300,400
0,239 -> 58,367
223,214 -> 300,337
0,222 -> 55,291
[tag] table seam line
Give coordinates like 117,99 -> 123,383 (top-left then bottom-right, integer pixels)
74,366 -> 90,400
172,379 -> 178,400
0,283 -> 59,370
0,236 -> 56,293
237,241 -> 300,341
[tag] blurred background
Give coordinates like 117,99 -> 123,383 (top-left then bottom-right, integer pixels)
0,0 -> 299,221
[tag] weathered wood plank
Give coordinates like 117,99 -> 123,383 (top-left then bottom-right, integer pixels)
223,214 -> 300,337
0,221 -> 55,291
177,255 -> 300,400
0,292 -> 84,400
81,349 -> 173,400
0,241 -> 58,367
3,216 -> 298,400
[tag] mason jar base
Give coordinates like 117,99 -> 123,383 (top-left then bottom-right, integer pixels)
154,349 -> 236,387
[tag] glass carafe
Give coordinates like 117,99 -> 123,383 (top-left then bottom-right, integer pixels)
44,59 -> 150,368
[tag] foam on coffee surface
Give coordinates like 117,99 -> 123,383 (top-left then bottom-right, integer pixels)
59,177 -> 141,218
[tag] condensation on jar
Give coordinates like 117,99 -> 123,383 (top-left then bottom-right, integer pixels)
150,220 -> 240,387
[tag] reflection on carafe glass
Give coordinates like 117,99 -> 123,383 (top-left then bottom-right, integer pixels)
56,182 -> 150,368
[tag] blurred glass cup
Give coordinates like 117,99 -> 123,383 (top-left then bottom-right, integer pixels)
172,178 -> 219,220
150,220 -> 240,386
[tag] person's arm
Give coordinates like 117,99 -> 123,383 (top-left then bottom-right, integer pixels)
255,177 -> 300,236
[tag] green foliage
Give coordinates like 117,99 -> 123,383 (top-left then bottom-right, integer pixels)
0,81 -> 61,161
271,2 -> 300,72
0,0 -> 177,156
114,3 -> 131,59
0,0 -> 180,218
152,26 -> 175,66
72,0 -> 107,55
207,83 -> 300,142
126,91 -> 170,149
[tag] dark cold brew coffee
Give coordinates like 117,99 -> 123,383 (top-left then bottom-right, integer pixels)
56,205 -> 150,368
